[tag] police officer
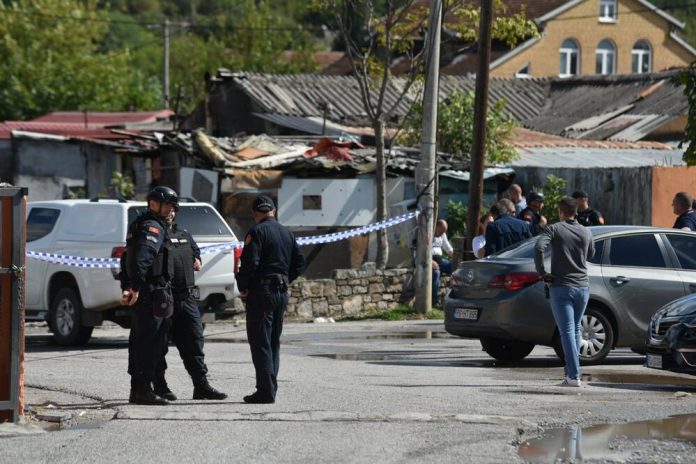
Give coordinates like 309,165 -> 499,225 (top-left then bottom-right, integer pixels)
572,191 -> 605,227
236,195 -> 305,404
120,186 -> 177,405
153,210 -> 227,401
518,191 -> 547,235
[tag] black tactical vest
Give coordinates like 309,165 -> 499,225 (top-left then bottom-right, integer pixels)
165,226 -> 195,289
125,211 -> 168,285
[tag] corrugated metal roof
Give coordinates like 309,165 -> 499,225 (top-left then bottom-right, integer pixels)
522,71 -> 686,136
216,70 -> 548,124
0,110 -> 174,140
510,127 -> 673,149
510,147 -> 686,168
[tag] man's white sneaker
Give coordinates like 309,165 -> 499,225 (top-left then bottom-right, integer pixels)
559,377 -> 582,387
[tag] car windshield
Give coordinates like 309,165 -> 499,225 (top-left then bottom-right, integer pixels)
128,205 -> 233,237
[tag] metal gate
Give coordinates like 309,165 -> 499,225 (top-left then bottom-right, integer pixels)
0,187 -> 27,422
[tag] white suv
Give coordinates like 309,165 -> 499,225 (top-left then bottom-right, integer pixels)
26,198 -> 241,345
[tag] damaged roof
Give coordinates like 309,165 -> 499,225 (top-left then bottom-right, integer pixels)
522,70 -> 688,140
212,69 -> 549,124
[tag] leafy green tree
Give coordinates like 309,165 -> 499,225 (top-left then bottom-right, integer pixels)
312,0 -> 536,268
0,0 -> 161,120
446,200 -> 467,237
678,66 -> 696,166
400,89 -> 517,165
536,174 -> 568,224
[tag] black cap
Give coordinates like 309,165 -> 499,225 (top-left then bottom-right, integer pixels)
252,195 -> 275,213
572,190 -> 589,199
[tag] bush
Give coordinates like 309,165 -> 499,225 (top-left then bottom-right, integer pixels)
536,174 -> 568,224
446,200 -> 468,237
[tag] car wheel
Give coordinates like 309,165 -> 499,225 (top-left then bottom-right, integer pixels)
553,306 -> 614,365
50,288 -> 93,346
480,337 -> 535,362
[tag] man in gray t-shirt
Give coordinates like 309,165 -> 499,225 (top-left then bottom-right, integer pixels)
534,197 -> 594,387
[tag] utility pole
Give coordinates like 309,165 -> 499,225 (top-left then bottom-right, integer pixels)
465,0 -> 493,260
163,18 -> 170,109
414,0 -> 442,314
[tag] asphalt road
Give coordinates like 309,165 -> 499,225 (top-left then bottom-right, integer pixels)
3,320 -> 696,463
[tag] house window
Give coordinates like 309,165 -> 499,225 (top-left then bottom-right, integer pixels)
632,40 -> 651,74
302,195 -> 322,210
595,39 -> 616,75
559,39 -> 580,77
599,0 -> 617,22
515,63 -> 531,78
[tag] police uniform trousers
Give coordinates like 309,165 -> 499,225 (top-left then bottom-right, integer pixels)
246,288 -> 288,399
128,286 -> 170,382
157,292 -> 208,380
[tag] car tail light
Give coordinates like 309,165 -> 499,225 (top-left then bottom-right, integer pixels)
111,246 -> 126,279
233,246 -> 243,274
488,272 -> 541,291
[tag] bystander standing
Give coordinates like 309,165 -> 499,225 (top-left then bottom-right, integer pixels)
484,199 -> 533,256
534,197 -> 594,388
572,191 -> 605,226
672,192 -> 696,231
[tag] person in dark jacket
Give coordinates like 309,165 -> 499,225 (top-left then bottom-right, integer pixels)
236,195 -> 305,404
484,199 -> 533,256
518,191 -> 547,235
120,186 -> 178,405
672,192 -> 696,231
154,211 -> 227,401
572,191 -> 605,227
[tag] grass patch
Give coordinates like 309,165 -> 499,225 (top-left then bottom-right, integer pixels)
339,304 -> 444,321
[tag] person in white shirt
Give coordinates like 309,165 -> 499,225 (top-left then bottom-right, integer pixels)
432,219 -> 454,305
473,213 -> 494,259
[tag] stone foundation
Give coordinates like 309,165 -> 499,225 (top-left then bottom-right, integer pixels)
238,262 -> 449,320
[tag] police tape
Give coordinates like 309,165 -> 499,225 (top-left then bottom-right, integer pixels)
25,211 -> 418,268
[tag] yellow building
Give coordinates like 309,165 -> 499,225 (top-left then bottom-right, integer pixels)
489,0 -> 696,77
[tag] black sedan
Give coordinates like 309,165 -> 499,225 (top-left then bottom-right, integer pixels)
445,226 -> 696,364
646,293 -> 696,374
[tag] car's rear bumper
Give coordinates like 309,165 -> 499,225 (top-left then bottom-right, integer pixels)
444,285 -> 556,344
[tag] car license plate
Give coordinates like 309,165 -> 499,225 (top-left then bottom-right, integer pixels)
454,308 -> 479,320
646,354 -> 662,369
192,287 -> 200,300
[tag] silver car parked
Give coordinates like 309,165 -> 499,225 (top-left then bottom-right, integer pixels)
444,226 -> 696,364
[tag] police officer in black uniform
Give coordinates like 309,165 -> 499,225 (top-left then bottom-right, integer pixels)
518,191 -> 547,235
153,210 -> 227,401
236,195 -> 305,404
572,191 -> 605,227
120,186 -> 178,405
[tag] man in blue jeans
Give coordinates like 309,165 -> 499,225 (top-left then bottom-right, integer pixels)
534,197 -> 594,387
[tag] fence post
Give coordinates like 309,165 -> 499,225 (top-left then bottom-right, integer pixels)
0,187 -> 27,423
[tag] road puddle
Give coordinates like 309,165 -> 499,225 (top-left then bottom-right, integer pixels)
44,421 -> 107,432
363,331 -> 451,340
583,372 -> 696,388
519,414 -> 696,463
312,351 -> 446,361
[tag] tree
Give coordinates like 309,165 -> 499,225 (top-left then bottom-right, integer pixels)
0,0 -> 161,121
312,0 -> 535,268
679,65 -> 696,166
399,89 -> 517,165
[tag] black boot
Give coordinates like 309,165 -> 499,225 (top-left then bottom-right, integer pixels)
129,377 -> 136,404
243,391 -> 274,404
193,377 -> 228,400
133,379 -> 169,406
153,373 -> 178,401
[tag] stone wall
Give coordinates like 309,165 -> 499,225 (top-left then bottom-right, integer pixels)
282,262 -> 449,319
